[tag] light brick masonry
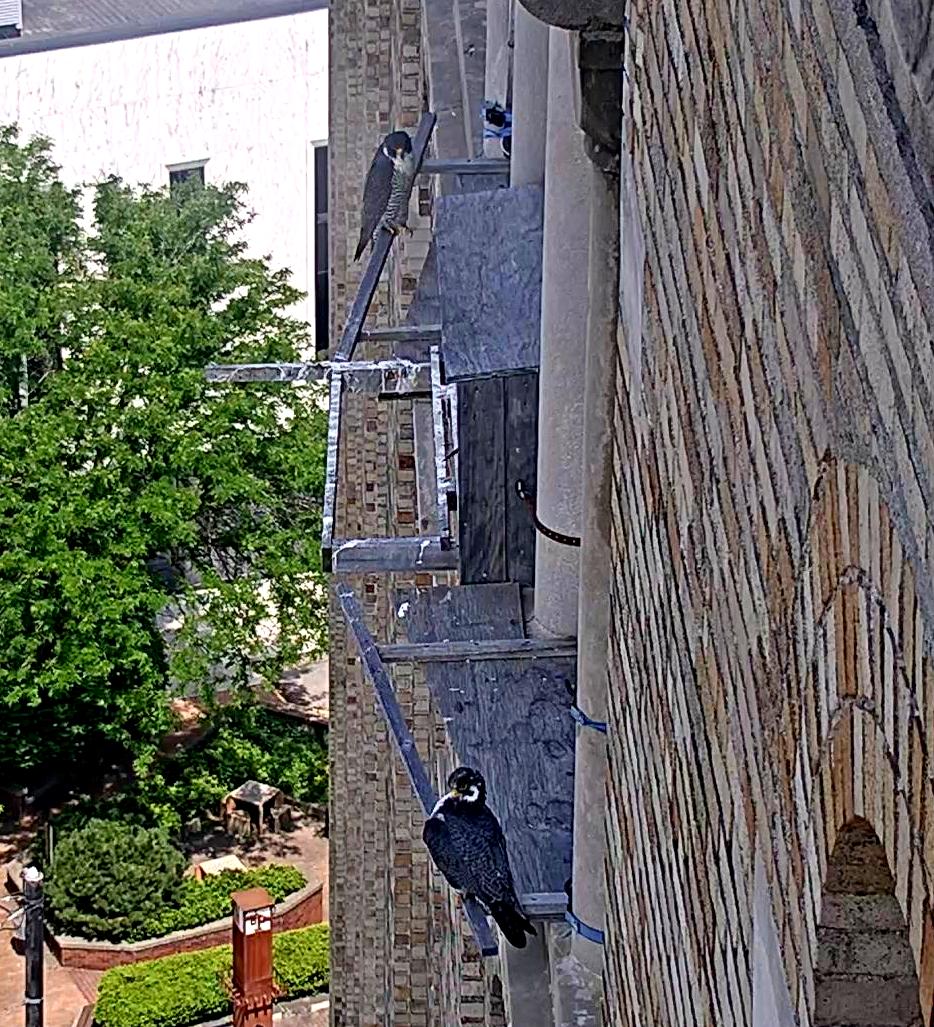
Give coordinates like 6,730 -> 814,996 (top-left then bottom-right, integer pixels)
327,1 -> 505,1024
607,0 -> 934,1023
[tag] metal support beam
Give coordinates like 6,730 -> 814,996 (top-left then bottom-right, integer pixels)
336,583 -> 498,956
205,362 -> 331,384
333,112 -> 437,363
520,892 -> 569,920
205,359 -> 431,395
360,324 -> 442,344
430,346 -> 453,547
320,373 -> 343,572
331,536 -> 459,573
421,158 -> 510,175
377,637 -> 577,663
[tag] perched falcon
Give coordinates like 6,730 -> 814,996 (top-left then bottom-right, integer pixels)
423,766 -> 536,949
354,130 -> 416,261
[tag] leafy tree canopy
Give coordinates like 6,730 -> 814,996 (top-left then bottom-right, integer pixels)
0,126 -> 328,780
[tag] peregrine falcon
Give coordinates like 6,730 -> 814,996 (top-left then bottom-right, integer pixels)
423,766 -> 536,949
354,130 -> 416,261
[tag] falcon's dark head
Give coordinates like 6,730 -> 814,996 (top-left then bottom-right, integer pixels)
382,130 -> 413,160
446,766 -> 486,806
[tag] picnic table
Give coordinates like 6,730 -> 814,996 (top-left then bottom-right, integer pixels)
222,780 -> 284,837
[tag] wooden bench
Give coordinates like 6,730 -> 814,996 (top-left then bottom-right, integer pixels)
72,1003 -> 95,1027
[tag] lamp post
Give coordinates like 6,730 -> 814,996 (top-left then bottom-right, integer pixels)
231,887 -> 277,1027
22,866 -> 44,1027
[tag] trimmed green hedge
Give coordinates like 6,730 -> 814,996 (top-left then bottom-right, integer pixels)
94,923 -> 329,1027
126,864 -> 306,942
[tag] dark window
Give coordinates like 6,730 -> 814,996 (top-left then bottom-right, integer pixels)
313,144 -> 329,355
169,164 -> 206,190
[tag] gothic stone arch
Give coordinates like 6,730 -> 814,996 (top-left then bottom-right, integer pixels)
816,817 -> 922,1025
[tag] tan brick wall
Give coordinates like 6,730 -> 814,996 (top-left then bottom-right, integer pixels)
327,2 -> 505,1024
607,0 -> 934,1023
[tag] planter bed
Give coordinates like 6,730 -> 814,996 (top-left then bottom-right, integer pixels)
50,881 -> 324,970
92,923 -> 329,1027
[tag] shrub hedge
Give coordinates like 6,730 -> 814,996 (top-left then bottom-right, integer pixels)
45,819 -> 184,943
94,923 -> 329,1027
124,863 -> 307,942
48,850 -> 305,943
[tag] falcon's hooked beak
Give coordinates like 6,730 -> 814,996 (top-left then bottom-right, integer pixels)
448,787 -> 461,798
395,146 -> 405,159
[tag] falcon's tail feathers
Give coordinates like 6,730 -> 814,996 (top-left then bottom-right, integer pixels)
353,237 -> 367,262
490,901 -> 536,949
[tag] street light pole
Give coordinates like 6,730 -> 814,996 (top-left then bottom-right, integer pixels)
22,866 -> 43,1027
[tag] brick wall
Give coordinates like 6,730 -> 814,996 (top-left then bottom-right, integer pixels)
607,0 -> 934,1023
48,883 -> 323,971
327,2 -> 504,1024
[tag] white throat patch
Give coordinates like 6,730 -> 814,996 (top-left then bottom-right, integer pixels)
430,784 -> 480,816
430,791 -> 453,817
383,145 -> 407,165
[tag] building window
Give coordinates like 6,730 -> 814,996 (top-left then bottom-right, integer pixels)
313,143 -> 329,354
0,0 -> 23,39
167,160 -> 207,190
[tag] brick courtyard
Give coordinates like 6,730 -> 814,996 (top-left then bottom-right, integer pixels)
0,817 -> 328,1026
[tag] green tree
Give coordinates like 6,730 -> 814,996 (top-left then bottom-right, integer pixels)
0,130 -> 328,781
0,126 -> 82,414
45,818 -> 185,941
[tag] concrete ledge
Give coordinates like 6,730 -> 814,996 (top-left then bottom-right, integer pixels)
4,861 -> 322,971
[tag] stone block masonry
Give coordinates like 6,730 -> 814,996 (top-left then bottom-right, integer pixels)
327,1 -> 505,1024
607,0 -> 934,1023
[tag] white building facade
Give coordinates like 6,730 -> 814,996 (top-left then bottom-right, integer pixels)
0,3 -> 328,334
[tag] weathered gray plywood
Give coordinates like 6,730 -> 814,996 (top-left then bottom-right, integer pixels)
456,371 -> 538,586
398,584 -> 575,897
504,373 -> 539,585
457,377 -> 506,583
435,185 -> 544,381
398,581 -> 523,641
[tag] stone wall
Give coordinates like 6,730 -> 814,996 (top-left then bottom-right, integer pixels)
326,1 -> 504,1024
607,0 -> 934,1023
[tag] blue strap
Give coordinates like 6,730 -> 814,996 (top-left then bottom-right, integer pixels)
564,910 -> 605,945
570,705 -> 608,734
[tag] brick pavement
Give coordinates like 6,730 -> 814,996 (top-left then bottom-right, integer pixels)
0,935 -> 100,1027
